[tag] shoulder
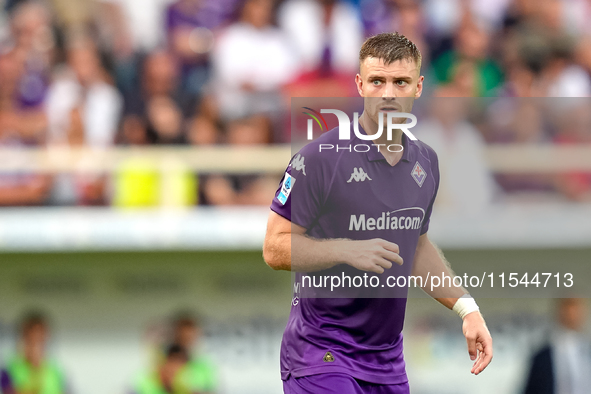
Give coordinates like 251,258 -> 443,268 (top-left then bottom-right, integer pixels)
295,126 -> 342,159
289,127 -> 343,176
413,138 -> 438,166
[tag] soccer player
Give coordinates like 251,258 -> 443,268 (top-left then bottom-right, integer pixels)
263,32 -> 493,393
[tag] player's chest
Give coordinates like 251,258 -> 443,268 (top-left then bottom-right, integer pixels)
325,159 -> 435,214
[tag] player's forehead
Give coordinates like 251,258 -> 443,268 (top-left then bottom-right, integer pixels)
360,56 -> 419,80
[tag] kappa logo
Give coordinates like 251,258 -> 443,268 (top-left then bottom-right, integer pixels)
347,167 -> 372,183
411,162 -> 426,187
291,154 -> 307,176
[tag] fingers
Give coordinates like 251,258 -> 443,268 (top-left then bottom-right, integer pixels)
374,240 -> 403,266
351,239 -> 403,273
471,342 -> 484,374
363,258 -> 393,274
367,265 -> 385,274
382,250 -> 403,266
472,338 -> 493,375
377,239 -> 400,254
375,256 -> 393,270
465,333 -> 478,362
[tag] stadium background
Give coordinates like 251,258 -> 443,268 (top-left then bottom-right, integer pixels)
1,0 -> 591,393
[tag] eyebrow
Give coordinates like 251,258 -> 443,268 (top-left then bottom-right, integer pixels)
367,74 -> 414,82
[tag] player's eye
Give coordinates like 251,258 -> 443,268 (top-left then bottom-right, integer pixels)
396,80 -> 408,87
372,80 -> 382,86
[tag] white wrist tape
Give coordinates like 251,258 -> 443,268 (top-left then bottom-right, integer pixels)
453,296 -> 480,319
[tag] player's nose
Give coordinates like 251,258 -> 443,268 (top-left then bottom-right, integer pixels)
382,82 -> 397,99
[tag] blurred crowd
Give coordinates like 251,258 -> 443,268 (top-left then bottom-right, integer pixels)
0,311 -> 217,394
3,299 -> 591,394
1,0 -> 591,207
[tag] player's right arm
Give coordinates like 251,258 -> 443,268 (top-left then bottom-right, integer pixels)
263,210 -> 403,273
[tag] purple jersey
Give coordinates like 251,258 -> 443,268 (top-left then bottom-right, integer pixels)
270,124 -> 440,384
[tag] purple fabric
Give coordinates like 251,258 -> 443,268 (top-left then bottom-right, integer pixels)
17,70 -> 48,108
283,372 -> 410,394
1,369 -> 14,393
165,0 -> 241,33
270,124 -> 440,384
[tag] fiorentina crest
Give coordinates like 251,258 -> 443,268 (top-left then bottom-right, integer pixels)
411,161 -> 426,187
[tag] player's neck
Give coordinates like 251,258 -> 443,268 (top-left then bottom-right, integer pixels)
359,112 -> 404,167
358,111 -> 404,146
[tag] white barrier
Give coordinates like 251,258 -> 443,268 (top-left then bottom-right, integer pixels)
0,203 -> 589,251
1,144 -> 591,173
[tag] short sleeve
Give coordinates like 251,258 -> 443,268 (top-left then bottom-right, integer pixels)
420,148 -> 440,235
270,150 -> 327,230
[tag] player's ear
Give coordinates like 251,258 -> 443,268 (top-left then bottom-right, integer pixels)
415,75 -> 424,98
355,74 -> 363,97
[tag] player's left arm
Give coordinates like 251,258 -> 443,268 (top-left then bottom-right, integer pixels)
412,233 -> 493,375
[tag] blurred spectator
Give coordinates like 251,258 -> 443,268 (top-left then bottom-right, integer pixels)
361,0 -> 430,67
424,0 -> 512,40
46,36 -> 122,205
201,115 -> 280,205
0,312 -> 69,394
279,0 -> 362,76
432,18 -> 503,96
187,112 -> 219,145
47,37 -> 122,147
542,41 -> 591,98
166,0 -> 219,96
433,59 -> 480,97
562,0 -> 591,37
499,36 -> 549,98
186,94 -> 221,145
93,1 -> 136,93
116,50 -> 199,208
0,49 -> 51,206
211,0 -> 299,121
122,50 -> 195,145
107,0 -> 236,53
279,0 -> 362,97
524,298 -> 591,394
169,313 -> 217,393
502,0 -> 591,97
99,0 -> 175,52
0,3 -> 52,207
8,1 -> 53,108
359,0 -> 396,37
48,0 -> 93,34
391,0 -> 430,67
415,98 -> 499,212
132,344 -> 193,394
2,0 -> 591,208
575,36 -> 591,78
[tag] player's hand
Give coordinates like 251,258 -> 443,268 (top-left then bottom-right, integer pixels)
338,238 -> 403,274
462,311 -> 493,375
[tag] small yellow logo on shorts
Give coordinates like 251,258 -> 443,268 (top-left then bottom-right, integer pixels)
323,351 -> 335,362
